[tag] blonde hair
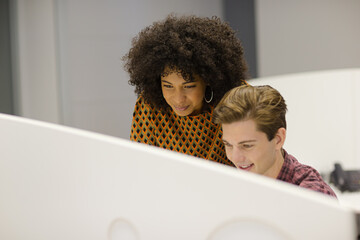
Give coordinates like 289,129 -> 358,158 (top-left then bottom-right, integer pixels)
213,85 -> 287,140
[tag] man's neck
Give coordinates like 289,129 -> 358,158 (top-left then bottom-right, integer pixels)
265,149 -> 285,179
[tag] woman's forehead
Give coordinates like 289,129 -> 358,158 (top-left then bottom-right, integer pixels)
161,66 -> 204,83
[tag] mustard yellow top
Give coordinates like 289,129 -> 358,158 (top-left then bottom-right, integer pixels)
130,96 -> 234,166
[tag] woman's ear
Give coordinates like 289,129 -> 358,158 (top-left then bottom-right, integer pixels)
275,128 -> 286,150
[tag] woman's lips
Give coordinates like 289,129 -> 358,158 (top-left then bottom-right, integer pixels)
174,105 -> 189,111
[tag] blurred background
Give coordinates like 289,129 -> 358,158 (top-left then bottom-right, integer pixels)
1,0 -> 360,139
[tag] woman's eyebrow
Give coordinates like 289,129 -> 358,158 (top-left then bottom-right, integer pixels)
161,80 -> 172,84
161,80 -> 197,84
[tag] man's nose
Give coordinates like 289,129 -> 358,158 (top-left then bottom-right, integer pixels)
231,148 -> 246,165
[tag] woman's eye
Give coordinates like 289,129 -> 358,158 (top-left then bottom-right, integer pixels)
163,84 -> 173,88
184,85 -> 196,89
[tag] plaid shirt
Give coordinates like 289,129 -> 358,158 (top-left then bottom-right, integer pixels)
277,150 -> 337,198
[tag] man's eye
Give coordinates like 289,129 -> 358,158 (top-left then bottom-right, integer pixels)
242,144 -> 253,149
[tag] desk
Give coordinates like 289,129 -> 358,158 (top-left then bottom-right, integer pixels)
337,191 -> 360,212
329,183 -> 360,211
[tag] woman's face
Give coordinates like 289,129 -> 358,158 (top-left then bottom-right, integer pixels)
161,69 -> 206,116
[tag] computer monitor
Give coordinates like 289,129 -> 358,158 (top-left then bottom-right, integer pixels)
0,113 -> 357,239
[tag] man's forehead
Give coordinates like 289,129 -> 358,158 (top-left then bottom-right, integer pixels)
222,120 -> 266,141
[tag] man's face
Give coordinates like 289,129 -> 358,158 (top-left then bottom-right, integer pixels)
221,119 -> 284,179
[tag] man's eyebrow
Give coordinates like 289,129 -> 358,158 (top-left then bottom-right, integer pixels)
237,140 -> 256,144
222,139 -> 256,145
222,139 -> 230,144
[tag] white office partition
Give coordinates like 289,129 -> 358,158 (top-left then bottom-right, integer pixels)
0,113 -> 357,239
249,68 -> 360,173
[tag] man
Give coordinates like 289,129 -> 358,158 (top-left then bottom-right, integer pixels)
213,85 -> 336,197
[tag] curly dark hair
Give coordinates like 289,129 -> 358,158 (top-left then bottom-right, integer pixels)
123,14 -> 249,110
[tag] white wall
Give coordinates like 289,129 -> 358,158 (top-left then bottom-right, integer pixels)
10,0 -> 61,123
11,0 -> 360,141
256,0 -> 360,77
56,0 -> 223,139
249,69 -> 360,172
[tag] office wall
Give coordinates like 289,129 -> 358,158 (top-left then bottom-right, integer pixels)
10,0 -> 360,140
10,0 -> 60,123
256,0 -> 360,77
249,69 -> 360,170
224,0 -> 257,78
0,0 -> 14,114
10,0 -> 223,137
55,0 -> 223,138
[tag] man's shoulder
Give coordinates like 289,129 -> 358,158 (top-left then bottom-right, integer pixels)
285,153 -> 321,181
280,151 -> 317,182
283,151 -> 337,197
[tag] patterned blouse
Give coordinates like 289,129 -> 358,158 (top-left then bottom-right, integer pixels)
130,96 -> 234,166
277,150 -> 337,197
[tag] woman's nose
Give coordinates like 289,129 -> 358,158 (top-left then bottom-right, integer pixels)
173,89 -> 186,103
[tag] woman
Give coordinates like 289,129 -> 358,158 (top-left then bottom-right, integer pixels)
123,14 -> 248,166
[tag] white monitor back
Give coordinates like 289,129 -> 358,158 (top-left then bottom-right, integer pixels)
249,68 -> 360,173
0,113 -> 357,240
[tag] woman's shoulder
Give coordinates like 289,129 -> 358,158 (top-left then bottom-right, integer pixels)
135,95 -> 155,110
134,95 -> 171,117
186,106 -> 221,127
